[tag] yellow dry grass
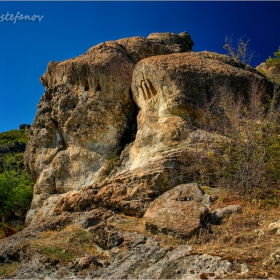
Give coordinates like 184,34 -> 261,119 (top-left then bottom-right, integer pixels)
29,225 -> 100,264
0,263 -> 20,278
188,197 -> 280,278
109,189 -> 280,278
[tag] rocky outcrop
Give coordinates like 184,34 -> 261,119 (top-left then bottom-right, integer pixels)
24,32 -> 193,225
24,32 -> 274,226
2,31 -> 274,279
87,235 -> 233,279
0,223 -> 234,279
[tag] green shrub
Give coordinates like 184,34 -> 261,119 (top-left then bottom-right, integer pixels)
0,129 -> 34,225
265,46 -> 280,67
0,170 -> 33,222
0,129 -> 29,145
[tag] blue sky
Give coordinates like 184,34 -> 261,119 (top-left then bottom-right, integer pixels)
0,1 -> 280,132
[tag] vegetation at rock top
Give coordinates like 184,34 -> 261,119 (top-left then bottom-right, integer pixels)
266,46 -> 280,67
223,35 -> 255,65
0,128 -> 33,236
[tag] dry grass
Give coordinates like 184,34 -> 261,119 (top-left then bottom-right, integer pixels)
29,225 -> 100,264
17,192 -> 280,279
188,196 -> 280,279
109,214 -> 146,234
0,263 -> 20,278
105,188 -> 280,278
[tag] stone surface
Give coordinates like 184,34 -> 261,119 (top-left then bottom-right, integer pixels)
209,204 -> 243,223
25,45 -> 274,226
87,232 -> 233,279
24,32 -> 193,226
89,224 -> 124,250
268,219 -> 280,234
129,51 -> 273,173
0,225 -> 234,279
0,228 -> 39,263
144,183 -> 209,238
270,247 -> 280,265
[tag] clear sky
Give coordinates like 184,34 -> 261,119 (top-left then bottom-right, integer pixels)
0,1 -> 280,133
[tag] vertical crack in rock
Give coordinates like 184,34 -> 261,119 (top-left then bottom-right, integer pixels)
119,89 -> 138,151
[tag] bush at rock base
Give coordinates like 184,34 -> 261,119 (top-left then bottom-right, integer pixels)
194,82 -> 280,203
0,129 -> 33,226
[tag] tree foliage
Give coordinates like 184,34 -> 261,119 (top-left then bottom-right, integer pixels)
266,46 -> 280,67
0,130 -> 33,224
0,129 -> 29,145
0,170 -> 33,222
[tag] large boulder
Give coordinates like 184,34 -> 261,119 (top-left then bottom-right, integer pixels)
144,183 -> 209,238
82,51 -> 274,217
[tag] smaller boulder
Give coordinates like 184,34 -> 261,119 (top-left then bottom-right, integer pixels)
69,256 -> 103,272
144,183 -> 209,238
268,219 -> 280,234
209,204 -> 242,223
270,247 -> 280,265
88,224 -> 124,250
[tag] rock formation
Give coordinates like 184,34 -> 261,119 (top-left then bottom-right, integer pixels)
0,32 -> 276,279
24,33 -> 273,226
24,32 -> 194,225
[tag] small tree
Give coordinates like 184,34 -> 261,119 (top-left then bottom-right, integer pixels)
223,35 -> 256,65
192,77 -> 280,202
266,46 -> 280,66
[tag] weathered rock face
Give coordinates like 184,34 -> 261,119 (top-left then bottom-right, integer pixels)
24,32 -> 193,225
2,32 -> 275,279
83,51 -> 274,218
24,32 -> 275,226
129,52 -> 273,170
